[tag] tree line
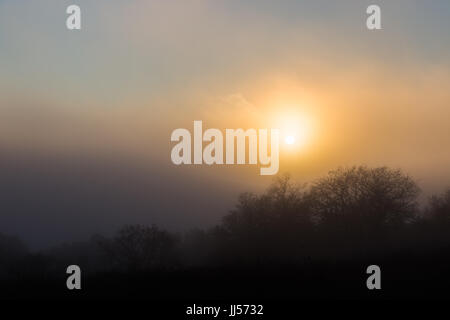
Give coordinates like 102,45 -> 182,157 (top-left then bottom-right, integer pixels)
1,166 -> 449,278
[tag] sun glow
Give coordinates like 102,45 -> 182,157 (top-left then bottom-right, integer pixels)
270,107 -> 314,149
285,135 -> 295,145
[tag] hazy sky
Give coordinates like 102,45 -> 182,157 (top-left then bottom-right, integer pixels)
0,0 -> 449,248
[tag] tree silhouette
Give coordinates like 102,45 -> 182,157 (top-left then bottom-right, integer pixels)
427,189 -> 450,224
308,166 -> 420,231
2,166 -> 450,300
217,174 -> 313,263
222,174 -> 311,235
0,233 -> 29,279
96,224 -> 179,271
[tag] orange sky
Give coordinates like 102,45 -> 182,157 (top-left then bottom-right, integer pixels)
0,0 -> 449,247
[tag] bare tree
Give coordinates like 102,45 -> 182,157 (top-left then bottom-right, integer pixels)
222,174 -> 311,236
309,166 -> 420,230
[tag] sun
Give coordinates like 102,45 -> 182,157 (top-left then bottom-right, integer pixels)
285,135 -> 295,145
272,110 -> 313,149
